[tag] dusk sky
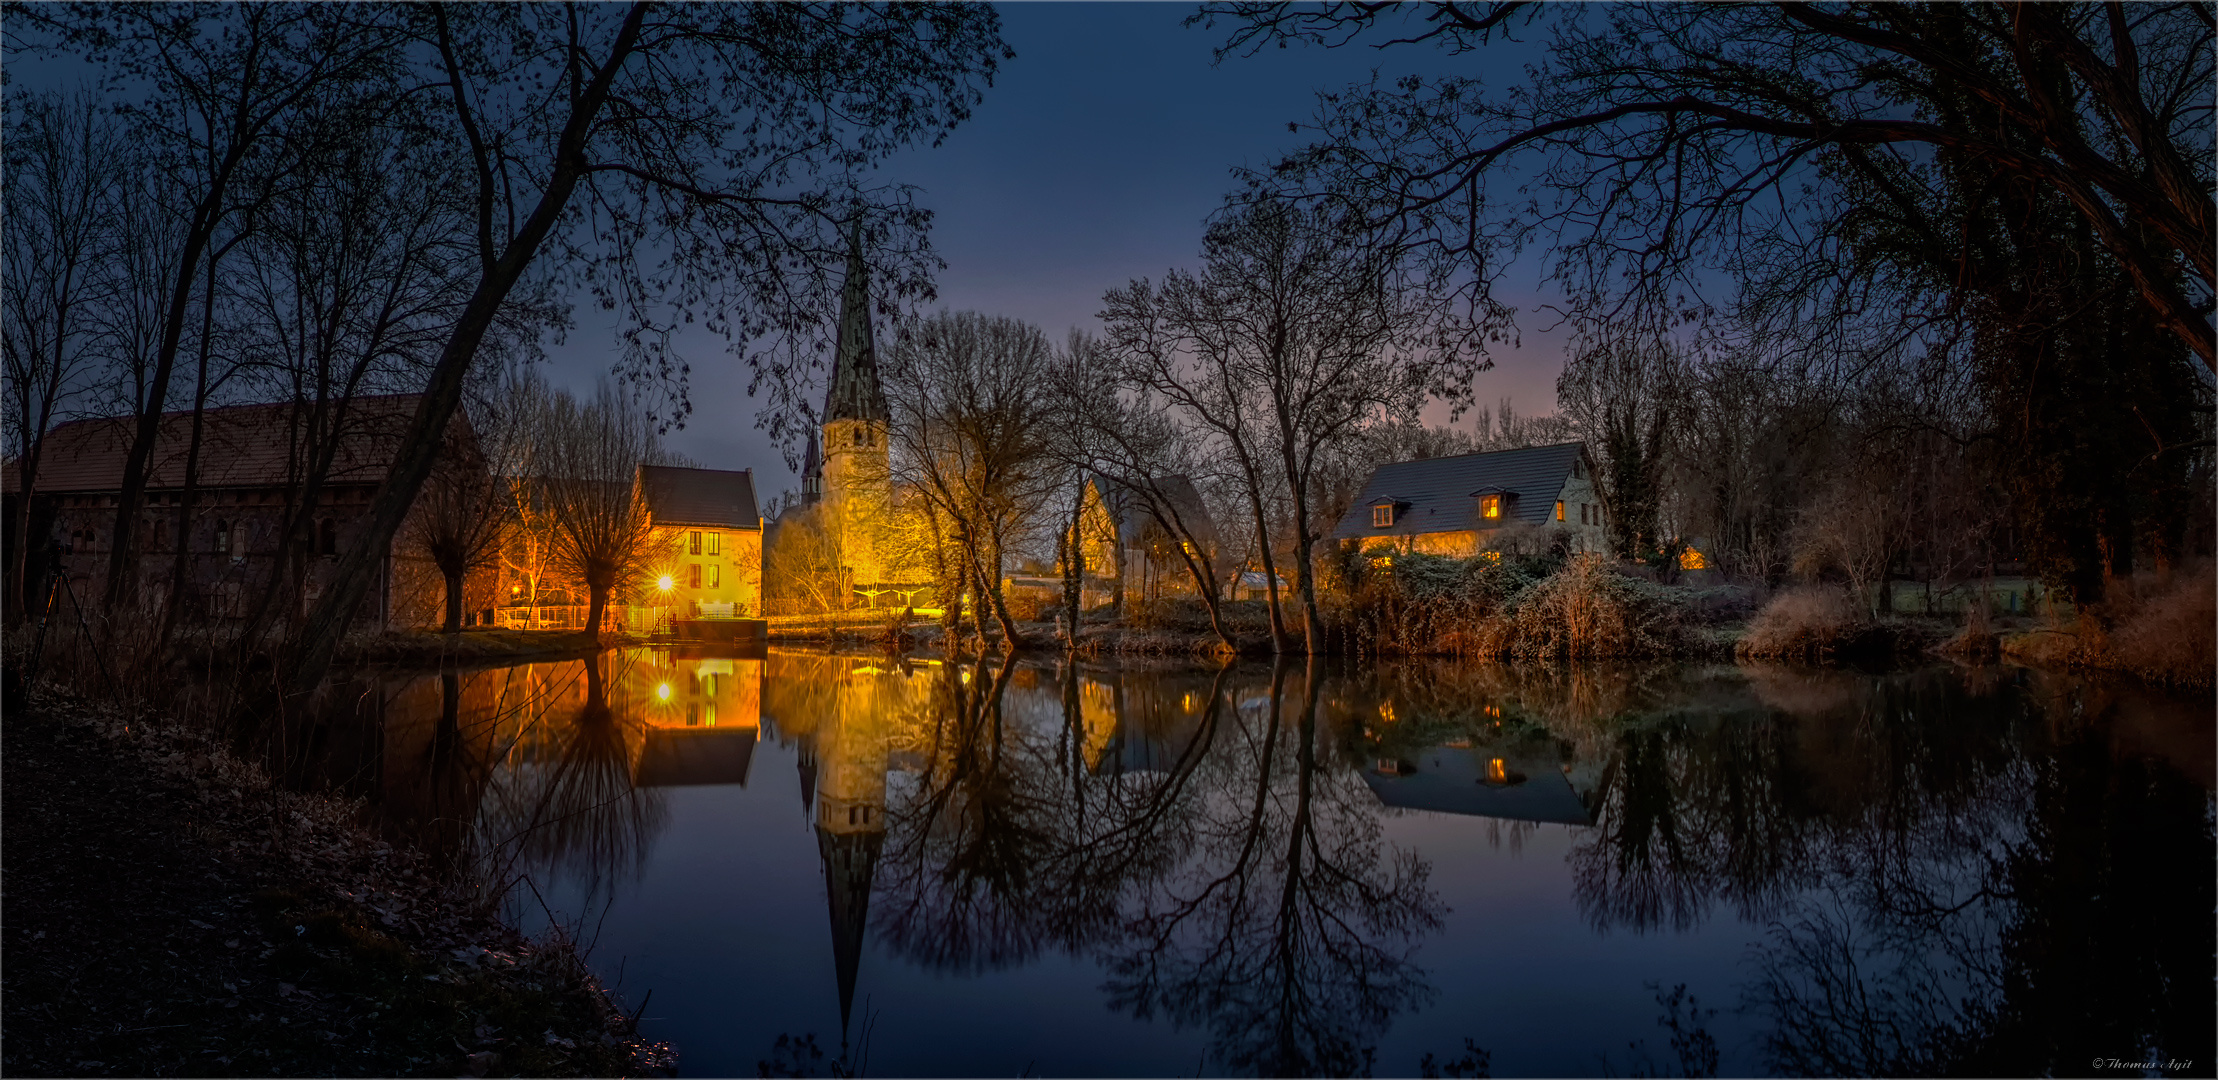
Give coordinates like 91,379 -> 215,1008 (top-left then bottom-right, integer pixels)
8,2 -> 1570,500
544,3 -> 1571,500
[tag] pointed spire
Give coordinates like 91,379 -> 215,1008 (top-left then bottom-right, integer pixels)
817,828 -> 882,1044
824,219 -> 889,425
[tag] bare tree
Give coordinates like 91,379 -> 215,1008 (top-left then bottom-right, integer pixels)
2,90 -> 124,619
884,311 -> 1058,647
522,381 -> 665,639
1102,195 -> 1487,653
1558,329 -> 1682,561
283,3 -> 1010,695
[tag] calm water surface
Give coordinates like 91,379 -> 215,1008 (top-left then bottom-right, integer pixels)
290,650 -> 2214,1077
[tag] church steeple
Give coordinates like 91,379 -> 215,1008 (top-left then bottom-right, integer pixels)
823,222 -> 889,426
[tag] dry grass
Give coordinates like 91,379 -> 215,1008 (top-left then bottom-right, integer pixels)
1341,551 -> 1688,660
2003,563 -> 2214,689
1736,586 -> 1878,662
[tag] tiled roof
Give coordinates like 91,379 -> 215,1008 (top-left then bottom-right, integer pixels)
639,464 -> 760,529
1330,441 -> 1587,541
5,395 -> 440,496
1091,472 -> 1221,548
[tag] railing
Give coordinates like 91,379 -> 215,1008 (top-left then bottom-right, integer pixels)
496,605 -> 608,631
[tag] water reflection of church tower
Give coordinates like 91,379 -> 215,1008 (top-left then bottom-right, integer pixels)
808,674 -> 890,1044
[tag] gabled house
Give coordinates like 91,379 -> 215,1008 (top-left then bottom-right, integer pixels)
636,464 -> 764,620
1332,441 -> 1609,557
1080,472 -> 1228,605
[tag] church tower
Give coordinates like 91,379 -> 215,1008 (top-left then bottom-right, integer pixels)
817,223 -> 891,589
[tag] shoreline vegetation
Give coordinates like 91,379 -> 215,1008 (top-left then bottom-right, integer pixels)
337,552 -> 2211,693
0,686 -> 675,1079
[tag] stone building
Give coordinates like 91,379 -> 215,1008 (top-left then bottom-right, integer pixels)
6,395 -> 490,629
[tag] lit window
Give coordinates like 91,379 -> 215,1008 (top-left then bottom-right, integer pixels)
706,532 -> 719,556
688,564 -> 702,588
708,565 -> 720,588
1555,500 -> 1565,522
688,530 -> 701,555
1480,494 -> 1502,519
1371,504 -> 1393,527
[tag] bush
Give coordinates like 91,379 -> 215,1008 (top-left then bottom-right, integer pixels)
1737,586 -> 1877,662
2004,562 -> 2214,689
1507,553 -> 1685,660
1338,550 -> 1684,659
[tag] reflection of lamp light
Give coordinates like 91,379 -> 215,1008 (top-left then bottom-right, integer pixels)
657,575 -> 674,592
657,682 -> 672,701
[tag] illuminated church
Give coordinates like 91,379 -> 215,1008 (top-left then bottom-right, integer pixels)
768,229 -> 930,611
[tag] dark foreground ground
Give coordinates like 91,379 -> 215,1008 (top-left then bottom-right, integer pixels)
1,691 -> 670,1078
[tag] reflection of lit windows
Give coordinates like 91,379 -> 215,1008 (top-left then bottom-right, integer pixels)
705,701 -> 717,726
1488,758 -> 1508,784
1378,702 -> 1396,724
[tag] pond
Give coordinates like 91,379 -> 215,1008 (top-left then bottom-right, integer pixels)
284,649 -> 2214,1078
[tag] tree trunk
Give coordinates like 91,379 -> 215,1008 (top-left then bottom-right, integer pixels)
281,4 -> 649,700
585,581 -> 610,643
442,567 -> 465,633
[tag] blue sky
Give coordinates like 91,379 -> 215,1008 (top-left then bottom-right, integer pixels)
550,3 -> 1573,499
9,3 -> 1574,501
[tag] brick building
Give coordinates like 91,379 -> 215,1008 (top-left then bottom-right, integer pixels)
5,395 -> 493,630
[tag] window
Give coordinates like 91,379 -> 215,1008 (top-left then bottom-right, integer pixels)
685,702 -> 699,726
688,530 -> 701,555
688,564 -> 702,588
707,565 -> 720,588
214,520 -> 230,555
1579,504 -> 1589,525
1371,504 -> 1393,527
1555,500 -> 1565,522
1480,494 -> 1502,520
705,531 -> 719,556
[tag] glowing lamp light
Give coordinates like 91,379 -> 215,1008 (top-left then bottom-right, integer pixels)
656,682 -> 672,701
657,575 -> 675,592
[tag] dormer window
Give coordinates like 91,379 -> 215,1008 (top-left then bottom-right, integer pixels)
1371,503 -> 1394,527
1480,494 -> 1502,520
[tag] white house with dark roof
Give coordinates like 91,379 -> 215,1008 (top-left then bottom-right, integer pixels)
1332,441 -> 1609,557
637,464 -> 764,619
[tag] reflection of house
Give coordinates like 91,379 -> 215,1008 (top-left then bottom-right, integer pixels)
1080,472 -> 1227,606
622,653 -> 765,787
5,395 -> 492,628
636,465 -> 765,620
1363,745 -> 1595,825
1332,442 -> 1608,558
1085,671 -> 1216,776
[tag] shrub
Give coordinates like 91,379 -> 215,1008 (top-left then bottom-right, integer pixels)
1507,553 -> 1685,660
1737,586 -> 1872,662
2004,562 -> 2214,689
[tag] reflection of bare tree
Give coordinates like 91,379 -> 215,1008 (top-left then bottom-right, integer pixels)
875,649 -> 1058,971
479,654 -> 667,910
1101,658 -> 1441,1077
1747,724 -> 2215,1077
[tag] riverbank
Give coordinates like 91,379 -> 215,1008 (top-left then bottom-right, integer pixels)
336,628 -> 612,667
0,687 -> 674,1078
